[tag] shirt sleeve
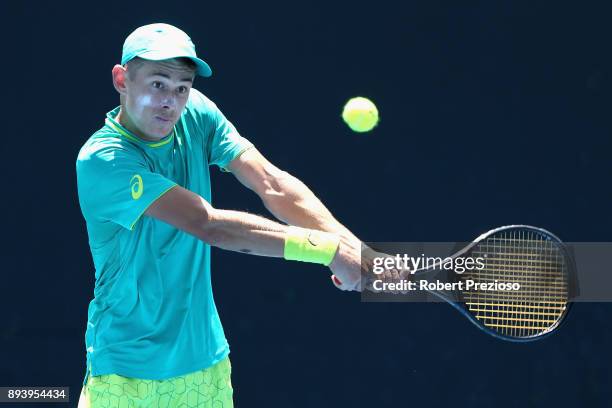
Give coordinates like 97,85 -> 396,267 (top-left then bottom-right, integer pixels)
76,144 -> 178,230
207,104 -> 254,171
188,89 -> 254,172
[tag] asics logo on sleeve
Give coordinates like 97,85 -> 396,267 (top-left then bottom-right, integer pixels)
130,174 -> 144,200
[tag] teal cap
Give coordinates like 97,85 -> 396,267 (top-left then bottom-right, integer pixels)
121,23 -> 212,77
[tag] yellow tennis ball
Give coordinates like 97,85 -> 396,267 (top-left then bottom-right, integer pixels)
342,97 -> 379,132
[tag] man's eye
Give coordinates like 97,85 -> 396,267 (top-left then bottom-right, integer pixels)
152,82 -> 163,89
178,86 -> 188,93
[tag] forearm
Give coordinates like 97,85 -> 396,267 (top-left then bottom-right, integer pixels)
201,208 -> 289,257
199,208 -> 340,267
262,173 -> 357,240
144,184 -> 341,262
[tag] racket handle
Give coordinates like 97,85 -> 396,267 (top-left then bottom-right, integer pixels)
331,275 -> 342,286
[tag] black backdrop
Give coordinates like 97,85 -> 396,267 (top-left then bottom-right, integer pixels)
2,0 -> 612,406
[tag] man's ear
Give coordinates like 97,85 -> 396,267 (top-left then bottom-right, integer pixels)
111,64 -> 128,95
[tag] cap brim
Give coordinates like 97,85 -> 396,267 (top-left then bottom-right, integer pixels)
136,50 -> 212,77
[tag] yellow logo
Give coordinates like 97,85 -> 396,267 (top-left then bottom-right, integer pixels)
130,175 -> 144,200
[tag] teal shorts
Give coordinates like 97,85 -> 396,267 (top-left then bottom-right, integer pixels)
78,357 -> 233,408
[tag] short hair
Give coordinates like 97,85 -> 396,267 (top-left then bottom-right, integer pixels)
125,57 -> 197,81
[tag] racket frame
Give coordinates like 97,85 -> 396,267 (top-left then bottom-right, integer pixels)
411,225 -> 574,342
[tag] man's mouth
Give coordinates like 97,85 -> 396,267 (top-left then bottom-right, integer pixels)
155,116 -> 171,122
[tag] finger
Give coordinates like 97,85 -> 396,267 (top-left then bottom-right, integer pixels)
399,267 -> 412,280
378,270 -> 392,293
360,259 -> 372,273
384,269 -> 403,294
392,268 -> 409,295
390,270 -> 400,294
397,268 -> 410,293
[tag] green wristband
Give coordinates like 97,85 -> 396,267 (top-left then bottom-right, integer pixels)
284,227 -> 340,266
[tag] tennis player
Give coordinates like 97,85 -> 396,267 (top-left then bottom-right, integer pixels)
75,23 -> 400,407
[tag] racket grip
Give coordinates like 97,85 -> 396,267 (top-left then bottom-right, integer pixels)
332,275 -> 342,286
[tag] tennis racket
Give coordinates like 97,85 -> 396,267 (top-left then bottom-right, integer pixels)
334,225 -> 574,342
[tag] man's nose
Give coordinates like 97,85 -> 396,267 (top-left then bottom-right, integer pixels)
160,93 -> 177,109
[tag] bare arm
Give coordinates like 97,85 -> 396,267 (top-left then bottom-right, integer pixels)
227,148 -> 357,241
144,185 -> 289,257
227,148 -> 407,290
144,184 -> 362,288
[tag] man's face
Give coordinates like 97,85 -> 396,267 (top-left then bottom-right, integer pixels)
122,59 -> 195,140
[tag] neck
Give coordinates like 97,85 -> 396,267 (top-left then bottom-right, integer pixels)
116,106 -> 160,142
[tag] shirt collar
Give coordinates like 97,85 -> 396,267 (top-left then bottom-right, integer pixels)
105,107 -> 175,148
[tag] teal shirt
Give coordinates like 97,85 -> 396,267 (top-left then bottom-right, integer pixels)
76,89 -> 253,384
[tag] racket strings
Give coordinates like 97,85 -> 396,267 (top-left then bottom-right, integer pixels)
460,229 -> 568,338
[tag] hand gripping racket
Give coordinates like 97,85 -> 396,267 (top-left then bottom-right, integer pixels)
334,225 -> 575,341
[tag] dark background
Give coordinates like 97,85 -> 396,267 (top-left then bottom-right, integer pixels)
2,0 -> 612,406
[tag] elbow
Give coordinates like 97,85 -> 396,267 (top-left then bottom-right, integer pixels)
261,170 -> 295,202
194,206 -> 232,248
188,198 -> 219,245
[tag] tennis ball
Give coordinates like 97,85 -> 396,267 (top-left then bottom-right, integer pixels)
341,97 -> 379,132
